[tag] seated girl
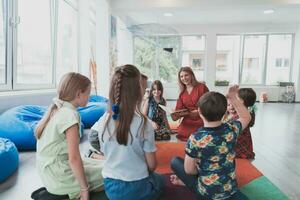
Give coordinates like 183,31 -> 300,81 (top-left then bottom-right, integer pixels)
143,80 -> 172,141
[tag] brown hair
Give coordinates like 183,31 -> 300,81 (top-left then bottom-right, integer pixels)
149,80 -> 164,98
238,88 -> 256,107
198,92 -> 227,122
178,66 -> 199,92
104,64 -> 147,145
35,72 -> 91,139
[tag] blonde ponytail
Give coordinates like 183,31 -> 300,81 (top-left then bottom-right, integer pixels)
35,104 -> 57,139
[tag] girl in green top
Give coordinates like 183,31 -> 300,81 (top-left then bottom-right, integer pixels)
35,72 -> 104,200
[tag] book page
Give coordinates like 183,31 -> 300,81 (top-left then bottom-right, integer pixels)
158,104 -> 174,114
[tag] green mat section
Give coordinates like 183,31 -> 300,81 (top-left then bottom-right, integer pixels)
240,176 -> 289,200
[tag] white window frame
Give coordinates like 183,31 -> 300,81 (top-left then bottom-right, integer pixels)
0,0 -> 80,92
0,0 -> 12,91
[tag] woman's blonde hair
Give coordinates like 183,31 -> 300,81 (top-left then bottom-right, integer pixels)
102,64 -> 147,145
35,72 -> 91,139
178,66 -> 199,92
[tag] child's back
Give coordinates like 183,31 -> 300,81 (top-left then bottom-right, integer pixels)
171,86 -> 251,200
99,112 -> 155,181
98,65 -> 164,200
186,120 -> 242,199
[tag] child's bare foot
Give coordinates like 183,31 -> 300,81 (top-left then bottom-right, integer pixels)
170,174 -> 185,186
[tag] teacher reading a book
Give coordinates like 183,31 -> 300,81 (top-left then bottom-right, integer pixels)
171,66 -> 209,141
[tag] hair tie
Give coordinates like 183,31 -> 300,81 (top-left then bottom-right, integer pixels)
112,104 -> 119,120
52,97 -> 64,108
248,104 -> 257,113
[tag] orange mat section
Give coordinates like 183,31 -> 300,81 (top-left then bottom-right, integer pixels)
156,142 -> 262,188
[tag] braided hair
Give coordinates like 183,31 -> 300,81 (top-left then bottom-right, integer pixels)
104,64 -> 147,145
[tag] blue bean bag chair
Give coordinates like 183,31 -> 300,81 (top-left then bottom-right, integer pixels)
0,95 -> 107,151
0,106 -> 46,150
78,95 -> 108,128
0,138 -> 19,183
89,95 -> 108,103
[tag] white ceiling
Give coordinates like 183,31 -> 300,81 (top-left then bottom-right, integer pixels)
110,0 -> 300,26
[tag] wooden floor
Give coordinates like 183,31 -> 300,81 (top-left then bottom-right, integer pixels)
251,103 -> 300,200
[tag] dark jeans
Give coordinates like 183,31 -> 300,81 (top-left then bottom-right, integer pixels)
170,157 -> 249,200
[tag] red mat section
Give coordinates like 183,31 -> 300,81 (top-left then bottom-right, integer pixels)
156,142 -> 262,188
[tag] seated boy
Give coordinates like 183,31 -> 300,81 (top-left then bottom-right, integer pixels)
170,85 -> 251,200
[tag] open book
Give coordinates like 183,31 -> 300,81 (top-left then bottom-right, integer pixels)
159,105 -> 189,115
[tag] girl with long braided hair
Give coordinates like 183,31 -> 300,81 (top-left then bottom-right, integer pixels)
96,64 -> 164,200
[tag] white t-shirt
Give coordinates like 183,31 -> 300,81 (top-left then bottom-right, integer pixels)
95,112 -> 156,181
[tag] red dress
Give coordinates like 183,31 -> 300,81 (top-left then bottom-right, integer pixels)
175,83 -> 209,141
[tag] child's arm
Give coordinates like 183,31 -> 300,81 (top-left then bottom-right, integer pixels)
145,152 -> 157,172
227,85 -> 251,130
66,124 -> 89,199
141,90 -> 150,116
184,154 -> 198,175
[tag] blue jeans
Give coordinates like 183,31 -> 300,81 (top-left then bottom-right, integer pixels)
104,173 -> 164,200
171,157 -> 249,200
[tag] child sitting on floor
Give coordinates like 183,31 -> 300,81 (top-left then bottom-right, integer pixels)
97,64 -> 164,200
223,88 -> 256,159
170,85 -> 251,200
143,80 -> 172,140
35,72 -> 104,200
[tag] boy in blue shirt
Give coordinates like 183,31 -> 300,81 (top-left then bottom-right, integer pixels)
170,85 -> 251,200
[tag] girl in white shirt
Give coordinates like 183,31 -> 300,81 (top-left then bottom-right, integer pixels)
97,64 -> 164,200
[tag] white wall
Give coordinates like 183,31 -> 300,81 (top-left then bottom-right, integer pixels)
117,17 -> 133,65
162,23 -> 300,101
0,91 -> 56,114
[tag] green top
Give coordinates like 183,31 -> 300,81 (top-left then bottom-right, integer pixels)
36,101 -> 104,199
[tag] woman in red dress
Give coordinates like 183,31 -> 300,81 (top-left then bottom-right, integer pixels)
171,67 -> 209,141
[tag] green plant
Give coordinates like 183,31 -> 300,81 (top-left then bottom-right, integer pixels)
215,80 -> 229,86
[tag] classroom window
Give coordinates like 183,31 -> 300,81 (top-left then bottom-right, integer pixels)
133,36 -> 156,80
241,35 -> 267,85
0,1 -> 7,86
0,0 -> 79,91
181,36 -> 206,82
134,35 -> 205,84
16,0 -> 52,88
216,35 -> 240,84
56,0 -> 78,83
266,34 -> 292,85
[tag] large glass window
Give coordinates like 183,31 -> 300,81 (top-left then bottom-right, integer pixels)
216,35 -> 240,84
0,1 -> 6,85
241,35 -> 267,85
266,34 -> 292,85
16,0 -> 52,86
158,36 -> 180,83
133,36 -> 156,79
0,0 -> 80,91
56,0 -> 78,83
134,35 -> 205,84
181,36 -> 206,82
